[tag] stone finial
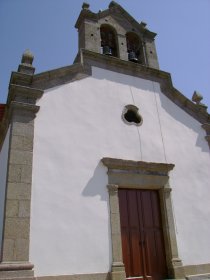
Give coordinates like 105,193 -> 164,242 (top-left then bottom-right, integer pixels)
109,1 -> 118,8
192,91 -> 208,112
192,90 -> 203,104
18,49 -> 35,74
82,2 -> 90,10
140,21 -> 147,28
21,49 -> 34,65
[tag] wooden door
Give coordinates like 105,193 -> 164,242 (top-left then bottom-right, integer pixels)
118,189 -> 167,280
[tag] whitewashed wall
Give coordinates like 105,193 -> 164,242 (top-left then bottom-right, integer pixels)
0,126 -> 10,252
31,67 -> 210,276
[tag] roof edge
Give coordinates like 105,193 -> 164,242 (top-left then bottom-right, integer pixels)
78,49 -> 209,124
32,63 -> 91,90
75,1 -> 157,38
24,49 -> 209,124
108,1 -> 156,38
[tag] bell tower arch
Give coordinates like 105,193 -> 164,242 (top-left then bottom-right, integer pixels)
100,24 -> 119,57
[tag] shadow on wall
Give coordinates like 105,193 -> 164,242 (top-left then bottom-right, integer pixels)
82,161 -> 112,268
92,66 -> 209,152
92,66 -> 154,93
82,161 -> 108,201
158,91 -> 209,153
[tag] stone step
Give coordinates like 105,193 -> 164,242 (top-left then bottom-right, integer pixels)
0,269 -> 34,279
186,274 -> 210,280
0,277 -> 36,280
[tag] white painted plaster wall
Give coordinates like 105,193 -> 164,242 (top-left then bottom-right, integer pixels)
31,67 -> 210,276
0,126 -> 10,252
153,81 -> 210,265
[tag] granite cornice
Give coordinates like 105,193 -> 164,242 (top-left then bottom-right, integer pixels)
14,48 -> 209,125
143,29 -> 157,40
75,2 -> 156,38
108,2 -> 147,34
79,49 -> 210,124
9,71 -> 33,87
160,83 -> 210,123
32,63 -> 91,90
102,157 -> 174,175
98,9 -> 110,19
9,101 -> 40,114
75,9 -> 98,29
80,48 -> 170,78
0,73 -> 43,149
8,84 -> 43,104
109,6 -> 140,29
106,3 -> 156,38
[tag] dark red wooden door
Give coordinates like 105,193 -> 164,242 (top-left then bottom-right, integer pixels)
118,189 -> 167,280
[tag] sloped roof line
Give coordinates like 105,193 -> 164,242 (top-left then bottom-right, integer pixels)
75,1 -> 156,38
32,63 -> 91,90
107,1 -> 153,35
30,49 -> 209,124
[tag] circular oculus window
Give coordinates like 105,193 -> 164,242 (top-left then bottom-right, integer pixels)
122,104 -> 143,126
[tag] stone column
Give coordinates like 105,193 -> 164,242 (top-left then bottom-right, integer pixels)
143,38 -> 159,69
160,186 -> 184,279
107,184 -> 126,280
117,34 -> 128,61
0,50 -> 43,279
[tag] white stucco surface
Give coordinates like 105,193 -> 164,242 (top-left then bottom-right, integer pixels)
0,126 -> 10,251
31,66 -> 210,276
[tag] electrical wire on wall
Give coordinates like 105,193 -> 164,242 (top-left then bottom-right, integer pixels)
152,81 -> 179,234
129,84 -> 143,160
152,81 -> 168,163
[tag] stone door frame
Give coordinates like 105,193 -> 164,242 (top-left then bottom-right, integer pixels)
101,157 -> 184,280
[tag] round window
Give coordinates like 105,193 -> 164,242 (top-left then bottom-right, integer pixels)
122,105 -> 143,126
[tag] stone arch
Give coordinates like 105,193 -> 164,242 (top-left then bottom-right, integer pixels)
126,32 -> 145,64
100,24 -> 119,58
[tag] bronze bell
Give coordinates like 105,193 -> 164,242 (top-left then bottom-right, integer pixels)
128,51 -> 138,63
103,46 -> 112,55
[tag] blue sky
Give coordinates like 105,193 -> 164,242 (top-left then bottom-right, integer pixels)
0,0 -> 210,111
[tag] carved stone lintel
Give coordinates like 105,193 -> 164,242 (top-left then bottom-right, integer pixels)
102,157 -> 175,175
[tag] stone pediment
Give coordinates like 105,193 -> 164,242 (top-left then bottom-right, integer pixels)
30,49 -> 209,125
75,1 -> 156,40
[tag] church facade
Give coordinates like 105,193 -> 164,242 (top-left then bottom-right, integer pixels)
0,2 -> 210,280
